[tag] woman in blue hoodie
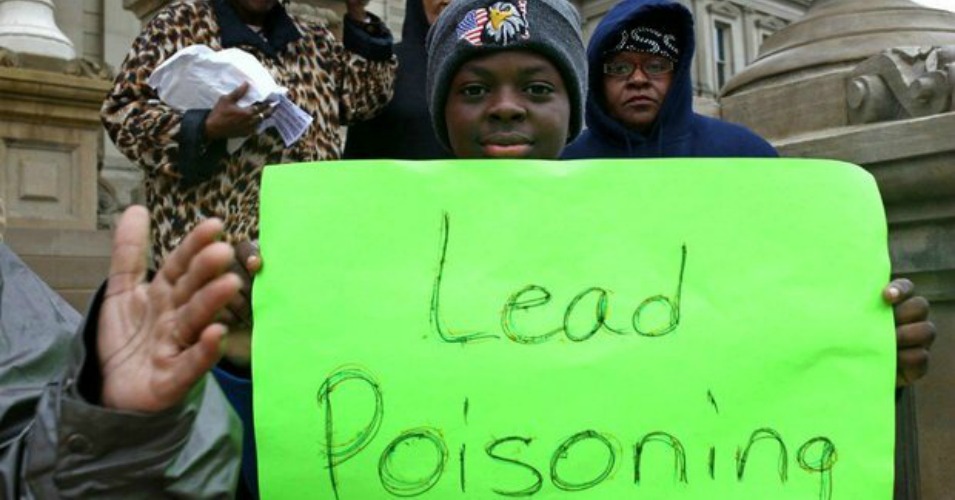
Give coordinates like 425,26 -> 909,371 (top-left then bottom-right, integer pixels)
562,0 -> 777,158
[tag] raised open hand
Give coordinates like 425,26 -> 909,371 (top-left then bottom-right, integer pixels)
97,206 -> 242,412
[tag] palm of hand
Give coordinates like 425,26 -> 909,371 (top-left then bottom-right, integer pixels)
99,276 -> 188,412
96,207 -> 240,412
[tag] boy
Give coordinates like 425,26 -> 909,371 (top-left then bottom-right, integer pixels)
425,0 -> 587,159
425,0 -> 932,387
229,0 -> 934,494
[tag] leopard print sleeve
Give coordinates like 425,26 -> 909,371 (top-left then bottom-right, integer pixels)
100,3 -> 217,179
328,28 -> 398,125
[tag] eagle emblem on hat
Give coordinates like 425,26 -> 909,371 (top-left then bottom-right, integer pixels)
456,0 -> 529,47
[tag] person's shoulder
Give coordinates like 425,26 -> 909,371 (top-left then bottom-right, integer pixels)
282,7 -> 335,45
561,130 -> 605,159
692,114 -> 777,157
149,0 -> 209,28
133,2 -> 212,53
288,11 -> 333,36
691,114 -> 763,141
159,0 -> 209,17
561,136 -> 589,159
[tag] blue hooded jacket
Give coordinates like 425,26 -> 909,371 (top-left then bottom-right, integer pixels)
562,0 -> 777,159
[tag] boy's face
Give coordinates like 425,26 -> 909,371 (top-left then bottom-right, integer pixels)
444,50 -> 571,160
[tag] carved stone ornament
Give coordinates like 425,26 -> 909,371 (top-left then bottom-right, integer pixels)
63,57 -> 115,81
0,194 -> 5,241
754,15 -> 787,32
847,46 -> 955,125
706,1 -> 742,18
0,47 -> 19,67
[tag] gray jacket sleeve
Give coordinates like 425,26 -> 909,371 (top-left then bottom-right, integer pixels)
0,244 -> 242,499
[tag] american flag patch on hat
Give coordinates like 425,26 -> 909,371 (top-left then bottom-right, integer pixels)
457,8 -> 489,46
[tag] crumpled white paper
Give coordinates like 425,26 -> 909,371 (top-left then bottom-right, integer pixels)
147,45 -> 312,152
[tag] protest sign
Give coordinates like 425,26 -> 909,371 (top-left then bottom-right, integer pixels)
254,159 -> 895,499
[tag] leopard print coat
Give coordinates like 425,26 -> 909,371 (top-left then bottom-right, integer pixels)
102,0 -> 396,266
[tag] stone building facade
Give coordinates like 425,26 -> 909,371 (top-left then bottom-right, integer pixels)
4,0 -> 955,498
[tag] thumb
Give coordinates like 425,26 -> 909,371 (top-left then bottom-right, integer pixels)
106,206 -> 151,296
235,240 -> 262,274
225,82 -> 250,103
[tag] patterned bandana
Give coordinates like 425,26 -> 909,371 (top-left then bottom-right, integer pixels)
609,26 -> 680,62
455,0 -> 530,47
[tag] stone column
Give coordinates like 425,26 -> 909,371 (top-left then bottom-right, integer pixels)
721,1 -> 955,498
0,0 -> 112,232
0,0 -> 114,310
0,61 -> 110,231
0,195 -> 5,241
0,0 -> 74,59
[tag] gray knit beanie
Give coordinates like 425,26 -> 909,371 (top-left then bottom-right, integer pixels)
425,0 -> 587,152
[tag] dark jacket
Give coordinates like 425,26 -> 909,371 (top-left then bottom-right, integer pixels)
562,0 -> 777,159
0,244 -> 241,499
344,0 -> 451,159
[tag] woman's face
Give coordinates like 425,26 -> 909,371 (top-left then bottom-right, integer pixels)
228,0 -> 278,25
422,0 -> 450,25
601,52 -> 675,133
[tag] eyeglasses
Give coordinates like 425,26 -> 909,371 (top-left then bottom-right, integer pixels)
603,57 -> 675,79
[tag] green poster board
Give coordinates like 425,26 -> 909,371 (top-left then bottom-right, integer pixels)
254,159 -> 895,499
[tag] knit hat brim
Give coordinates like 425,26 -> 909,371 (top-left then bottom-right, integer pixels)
426,0 -> 587,153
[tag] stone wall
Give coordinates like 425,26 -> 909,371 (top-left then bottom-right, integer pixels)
721,1 -> 955,497
0,1 -> 116,310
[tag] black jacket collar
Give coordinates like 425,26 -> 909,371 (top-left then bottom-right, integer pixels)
213,0 -> 301,58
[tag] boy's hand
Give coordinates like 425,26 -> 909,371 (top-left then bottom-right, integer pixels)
217,240 -> 262,367
345,0 -> 371,23
98,206 -> 242,412
884,278 -> 936,387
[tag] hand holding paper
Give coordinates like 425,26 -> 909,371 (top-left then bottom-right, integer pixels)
204,82 -> 275,141
147,45 -> 313,151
